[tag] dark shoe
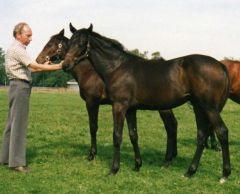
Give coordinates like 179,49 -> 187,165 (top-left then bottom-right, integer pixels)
0,162 -> 8,166
12,166 -> 30,173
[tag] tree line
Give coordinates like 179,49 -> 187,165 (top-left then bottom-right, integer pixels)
0,47 -> 161,87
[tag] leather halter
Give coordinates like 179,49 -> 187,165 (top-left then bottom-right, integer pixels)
75,41 -> 90,63
45,41 -> 64,62
66,40 -> 90,70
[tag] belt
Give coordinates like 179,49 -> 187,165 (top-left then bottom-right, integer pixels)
10,79 -> 31,84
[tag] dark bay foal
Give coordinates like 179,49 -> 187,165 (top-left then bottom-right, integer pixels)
63,24 -> 231,183
36,28 -> 178,171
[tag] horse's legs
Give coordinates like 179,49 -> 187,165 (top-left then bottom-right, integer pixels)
125,109 -> 142,171
109,102 -> 128,175
185,107 -> 231,181
203,125 -> 220,151
86,101 -> 99,161
209,129 -> 221,151
207,111 -> 231,182
159,109 -> 178,167
185,106 -> 209,177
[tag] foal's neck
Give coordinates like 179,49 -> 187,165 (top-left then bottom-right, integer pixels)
89,37 -> 125,82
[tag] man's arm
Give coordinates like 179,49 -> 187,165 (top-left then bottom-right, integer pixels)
29,61 -> 63,72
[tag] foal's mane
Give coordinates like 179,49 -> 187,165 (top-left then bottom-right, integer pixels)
90,30 -> 146,61
91,31 -> 126,51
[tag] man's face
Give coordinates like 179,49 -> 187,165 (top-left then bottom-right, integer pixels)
16,25 -> 32,46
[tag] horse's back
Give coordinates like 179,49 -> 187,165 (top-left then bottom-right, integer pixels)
132,54 -> 229,110
108,54 -> 228,110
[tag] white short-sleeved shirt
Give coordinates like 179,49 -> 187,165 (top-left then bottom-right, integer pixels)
5,40 -> 34,82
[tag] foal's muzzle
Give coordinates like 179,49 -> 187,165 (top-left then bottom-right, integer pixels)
62,63 -> 71,72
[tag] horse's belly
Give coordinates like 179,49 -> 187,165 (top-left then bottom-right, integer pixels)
135,92 -> 188,109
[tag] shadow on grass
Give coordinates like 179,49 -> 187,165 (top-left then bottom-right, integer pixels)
27,138 -> 195,173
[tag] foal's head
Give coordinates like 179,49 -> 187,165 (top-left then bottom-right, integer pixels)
63,24 -> 93,72
36,29 -> 69,64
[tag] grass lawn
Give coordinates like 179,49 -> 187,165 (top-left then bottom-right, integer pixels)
0,88 -> 240,193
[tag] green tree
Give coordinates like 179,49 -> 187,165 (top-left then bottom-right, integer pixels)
0,48 -> 8,85
32,71 -> 73,87
151,51 -> 161,59
129,49 -> 162,60
31,57 -> 73,87
129,49 -> 148,59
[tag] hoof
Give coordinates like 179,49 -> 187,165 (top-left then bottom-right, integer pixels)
184,171 -> 194,178
133,166 -> 140,172
134,161 -> 142,172
219,177 -> 228,184
108,170 -> 118,176
87,154 -> 95,161
107,171 -> 116,176
181,174 -> 189,179
162,161 -> 172,168
108,167 -> 119,176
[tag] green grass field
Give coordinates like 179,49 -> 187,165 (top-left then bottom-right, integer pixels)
0,88 -> 240,193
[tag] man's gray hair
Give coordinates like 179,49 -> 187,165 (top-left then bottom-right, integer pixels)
13,22 -> 29,38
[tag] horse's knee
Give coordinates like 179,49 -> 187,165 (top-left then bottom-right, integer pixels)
215,126 -> 228,142
113,131 -> 123,146
196,130 -> 208,146
129,128 -> 138,142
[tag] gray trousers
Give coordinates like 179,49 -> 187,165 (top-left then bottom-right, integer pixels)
0,80 -> 31,167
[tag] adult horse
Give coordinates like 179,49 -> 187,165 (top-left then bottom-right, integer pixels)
63,24 -> 231,182
207,59 -> 240,148
36,28 -> 178,170
222,59 -> 240,103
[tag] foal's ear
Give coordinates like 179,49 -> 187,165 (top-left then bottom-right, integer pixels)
88,24 -> 93,32
69,23 -> 77,33
59,29 -> 64,36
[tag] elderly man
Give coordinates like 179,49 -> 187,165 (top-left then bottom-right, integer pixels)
0,22 -> 63,172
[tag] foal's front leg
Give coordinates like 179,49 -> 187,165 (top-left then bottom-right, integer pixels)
185,106 -> 208,177
86,101 -> 100,161
109,102 -> 128,175
126,109 -> 142,171
159,109 -> 178,167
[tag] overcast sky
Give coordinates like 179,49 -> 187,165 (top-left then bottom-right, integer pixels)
0,0 -> 239,60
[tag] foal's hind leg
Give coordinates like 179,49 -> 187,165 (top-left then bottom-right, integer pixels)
207,111 -> 231,182
185,106 -> 210,177
159,109 -> 178,167
208,128 -> 221,151
126,109 -> 142,171
185,108 -> 231,181
86,101 -> 100,161
203,125 -> 220,151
